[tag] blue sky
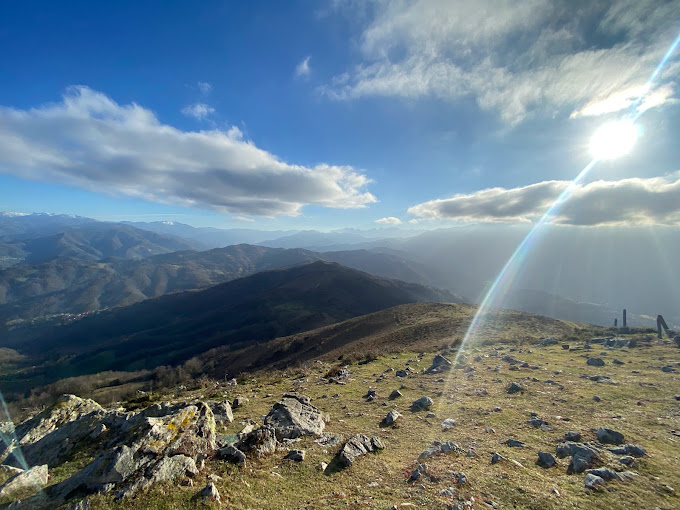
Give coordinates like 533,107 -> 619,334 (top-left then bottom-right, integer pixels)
1,0 -> 680,230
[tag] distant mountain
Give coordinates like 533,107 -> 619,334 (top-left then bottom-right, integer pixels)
1,262 -> 458,386
0,216 -> 200,267
124,220 -> 299,248
0,244 -> 460,324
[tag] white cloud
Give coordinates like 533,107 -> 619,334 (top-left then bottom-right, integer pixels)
0,86 -> 376,217
375,216 -> 402,225
408,174 -> 680,226
197,82 -> 212,95
295,56 -> 312,78
323,0 -> 680,123
407,218 -> 418,224
181,103 -> 215,120
233,215 -> 255,223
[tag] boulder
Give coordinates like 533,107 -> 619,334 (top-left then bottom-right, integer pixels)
539,338 -> 559,347
284,450 -> 305,462
587,357 -> 605,367
389,390 -> 403,400
216,445 -> 246,465
585,473 -> 605,489
235,425 -> 278,457
208,401 -> 233,423
264,393 -> 326,440
232,397 -> 249,409
555,442 -> 602,473
607,444 -> 646,457
200,482 -> 221,502
338,435 -> 385,467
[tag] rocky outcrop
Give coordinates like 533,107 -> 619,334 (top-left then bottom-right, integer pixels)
0,464 -> 48,499
1,396 -> 216,508
556,442 -> 602,473
264,393 -> 326,440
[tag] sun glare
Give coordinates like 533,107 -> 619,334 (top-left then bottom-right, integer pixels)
589,119 -> 639,160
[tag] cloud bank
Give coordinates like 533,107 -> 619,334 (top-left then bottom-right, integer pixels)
375,216 -> 402,225
181,103 -> 215,120
408,174 -> 680,226
323,0 -> 680,123
0,86 -> 376,217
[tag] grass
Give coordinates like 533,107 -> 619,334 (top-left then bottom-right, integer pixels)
51,332 -> 680,510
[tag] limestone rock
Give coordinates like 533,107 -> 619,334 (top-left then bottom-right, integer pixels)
411,396 -> 433,410
200,482 -> 221,502
596,427 -> 624,445
587,357 -> 605,367
235,425 -> 278,457
555,442 -> 602,473
507,382 -> 523,394
338,435 -> 385,467
264,393 -> 326,440
537,451 -> 556,468
284,450 -> 305,462
208,401 -> 233,423
388,390 -> 403,400
427,354 -> 452,373
383,410 -> 401,426
0,464 -> 48,499
216,445 -> 246,465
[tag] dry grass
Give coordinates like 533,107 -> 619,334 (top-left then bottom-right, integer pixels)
67,332 -> 680,510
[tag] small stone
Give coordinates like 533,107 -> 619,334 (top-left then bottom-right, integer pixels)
409,463 -> 428,482
537,451 -> 556,468
389,390 -> 403,400
442,418 -> 456,430
619,455 -> 634,466
506,439 -> 526,448
587,357 -> 605,367
396,370 -> 408,377
491,453 -> 502,464
593,395 -> 601,402
383,409 -> 402,426
284,449 -> 305,462
233,397 -> 249,409
411,396 -> 433,410
438,486 -> 457,497
425,412 -> 436,419
564,431 -> 582,442
200,482 -> 221,502
318,462 -> 328,472
507,382 -> 524,394
596,427 -> 624,445
585,473 -> 605,489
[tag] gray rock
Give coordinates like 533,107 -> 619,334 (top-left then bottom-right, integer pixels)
0,464 -> 48,500
456,472 -> 468,484
284,449 -> 305,462
608,444 -> 646,457
587,357 -> 605,367
564,431 -> 582,442
233,397 -> 249,409
208,401 -> 234,423
427,354 -> 452,373
619,455 -> 634,466
555,442 -> 602,473
539,338 -> 559,346
585,473 -> 605,489
491,453 -> 502,464
411,396 -> 433,410
593,395 -> 602,402
596,427 -> 624,445
537,451 -> 556,468
216,445 -> 246,465
200,482 -> 221,502
442,418 -> 456,430
383,410 -> 402,426
439,486 -> 457,497
236,425 -> 278,457
507,382 -> 523,394
419,441 -> 463,460
395,370 -> 408,377
388,390 -> 403,400
338,435 -> 385,467
264,393 -> 326,439
314,433 -> 344,448
587,467 -> 637,482
409,463 -> 428,482
505,439 -> 526,448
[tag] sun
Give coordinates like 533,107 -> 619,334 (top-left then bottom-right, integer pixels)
589,119 -> 639,160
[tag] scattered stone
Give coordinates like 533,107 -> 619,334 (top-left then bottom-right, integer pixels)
314,433 -> 344,448
264,393 -> 326,440
0,464 -> 48,499
564,431 -> 582,442
200,482 -> 221,503
585,473 -> 605,489
396,370 -> 408,377
619,455 -> 634,466
612,359 -> 624,365
236,425 -> 278,457
539,338 -> 559,346
338,435 -> 385,467
439,486 -> 457,497
216,445 -> 246,465
556,442 -> 602,473
418,441 -> 463,460
593,395 -> 602,402
608,444 -> 646,457
442,419 -> 456,430
587,357 -> 605,367
425,412 -> 436,419
662,366 -> 676,373
208,401 -> 234,423
427,354 -> 453,373
507,382 -> 526,395
409,463 -> 428,482
562,344 -> 570,350
411,396 -> 433,410
284,449 -> 305,462
389,390 -> 403,400
383,410 -> 402,426
505,439 -> 526,448
596,427 -> 624,445
233,396 -> 249,409
317,462 -> 328,472
537,451 -> 556,468
491,453 -> 502,464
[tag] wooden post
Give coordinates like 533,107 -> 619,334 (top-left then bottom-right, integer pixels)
614,318 -> 618,327
623,309 -> 627,328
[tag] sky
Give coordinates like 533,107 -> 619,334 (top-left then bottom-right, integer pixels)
1,0 -> 680,230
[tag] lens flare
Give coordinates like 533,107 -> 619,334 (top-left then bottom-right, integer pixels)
589,120 -> 639,160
